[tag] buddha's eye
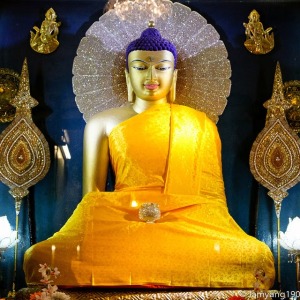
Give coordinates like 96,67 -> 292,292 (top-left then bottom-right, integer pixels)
156,63 -> 172,71
157,66 -> 171,71
132,65 -> 147,71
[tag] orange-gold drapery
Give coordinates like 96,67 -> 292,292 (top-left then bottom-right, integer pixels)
24,104 -> 275,288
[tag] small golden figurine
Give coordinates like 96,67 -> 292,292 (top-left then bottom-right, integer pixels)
243,9 -> 274,55
30,8 -> 61,54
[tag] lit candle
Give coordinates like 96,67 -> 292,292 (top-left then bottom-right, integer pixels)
131,200 -> 138,207
214,242 -> 220,253
51,245 -> 56,267
76,245 -> 80,261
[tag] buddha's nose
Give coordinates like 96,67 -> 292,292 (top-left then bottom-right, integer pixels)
146,65 -> 157,81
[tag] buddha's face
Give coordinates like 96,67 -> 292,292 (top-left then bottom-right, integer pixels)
127,50 -> 175,102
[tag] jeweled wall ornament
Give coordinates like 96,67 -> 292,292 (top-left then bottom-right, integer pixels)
0,68 -> 20,123
249,62 -> 300,288
0,58 -> 51,212
283,80 -> 300,133
0,58 -> 51,298
243,9 -> 274,55
30,8 -> 61,54
249,62 -> 300,218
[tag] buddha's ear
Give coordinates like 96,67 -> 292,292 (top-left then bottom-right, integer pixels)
169,69 -> 178,103
125,69 -> 134,103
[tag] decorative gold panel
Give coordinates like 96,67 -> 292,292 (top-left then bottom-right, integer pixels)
284,80 -> 300,133
0,58 -> 50,210
249,62 -> 300,217
0,68 -> 20,122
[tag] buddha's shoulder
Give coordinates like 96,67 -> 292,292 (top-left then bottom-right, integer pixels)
87,104 -> 135,124
173,104 -> 217,128
85,104 -> 136,134
173,104 -> 209,117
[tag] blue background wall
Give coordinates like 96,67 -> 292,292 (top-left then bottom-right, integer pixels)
0,0 -> 300,297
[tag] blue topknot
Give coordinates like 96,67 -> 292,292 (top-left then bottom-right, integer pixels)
126,27 -> 177,69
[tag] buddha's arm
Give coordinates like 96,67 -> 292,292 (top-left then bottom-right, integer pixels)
82,106 -> 136,196
82,116 -> 109,196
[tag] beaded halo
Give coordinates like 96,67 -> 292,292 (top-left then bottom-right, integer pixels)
72,1 -> 231,123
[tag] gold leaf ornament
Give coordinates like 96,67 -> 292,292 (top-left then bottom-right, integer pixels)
0,58 -> 51,213
30,8 -> 61,54
243,9 -> 274,55
249,62 -> 300,218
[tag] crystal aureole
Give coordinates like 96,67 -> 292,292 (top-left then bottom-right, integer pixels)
72,1 -> 231,123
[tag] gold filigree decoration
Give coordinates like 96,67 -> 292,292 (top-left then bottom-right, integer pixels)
0,58 -> 51,214
243,9 -> 274,55
30,8 -> 61,54
283,80 -> 300,133
0,68 -> 20,123
249,62 -> 300,218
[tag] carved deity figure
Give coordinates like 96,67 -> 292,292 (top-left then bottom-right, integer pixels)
30,8 -> 61,54
243,9 -> 274,54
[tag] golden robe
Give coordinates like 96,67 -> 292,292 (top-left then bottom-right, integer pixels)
24,104 -> 275,288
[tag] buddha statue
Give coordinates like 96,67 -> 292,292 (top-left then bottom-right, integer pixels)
23,24 -> 275,290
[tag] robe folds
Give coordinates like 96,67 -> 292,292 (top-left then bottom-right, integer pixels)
24,104 -> 275,288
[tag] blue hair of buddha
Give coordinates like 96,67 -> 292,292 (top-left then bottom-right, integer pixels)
126,26 -> 177,70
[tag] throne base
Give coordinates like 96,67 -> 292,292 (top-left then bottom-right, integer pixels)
15,287 -> 278,300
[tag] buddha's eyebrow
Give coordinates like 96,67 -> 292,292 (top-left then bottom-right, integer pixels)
131,59 -> 148,63
131,59 -> 172,63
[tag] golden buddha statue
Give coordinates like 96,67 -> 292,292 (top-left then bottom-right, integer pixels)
24,24 -> 275,290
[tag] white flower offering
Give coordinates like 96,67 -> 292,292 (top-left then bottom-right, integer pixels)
279,217 -> 300,251
0,215 -> 18,252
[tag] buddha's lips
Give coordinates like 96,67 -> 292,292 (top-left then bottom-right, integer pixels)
144,84 -> 159,90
